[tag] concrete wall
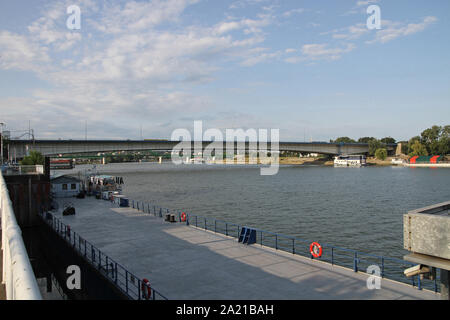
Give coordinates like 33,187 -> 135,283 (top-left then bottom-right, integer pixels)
404,201 -> 450,260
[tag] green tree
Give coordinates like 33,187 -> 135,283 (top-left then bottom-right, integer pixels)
380,137 -> 396,144
408,141 -> 428,156
375,148 -> 387,160
438,125 -> 450,155
20,150 -> 44,165
368,139 -> 385,156
421,125 -> 441,154
358,137 -> 377,143
417,125 -> 450,155
437,138 -> 450,155
421,125 -> 441,144
333,137 -> 356,143
407,136 -> 421,154
398,141 -> 409,154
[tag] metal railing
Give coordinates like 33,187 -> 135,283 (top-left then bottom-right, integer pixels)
37,210 -> 168,300
123,197 -> 440,293
1,165 -> 44,176
0,172 -> 42,300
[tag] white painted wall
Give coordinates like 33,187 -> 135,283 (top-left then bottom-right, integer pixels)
51,182 -> 80,198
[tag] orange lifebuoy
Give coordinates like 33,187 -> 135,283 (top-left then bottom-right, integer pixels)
310,242 -> 322,258
181,212 -> 187,222
141,278 -> 151,300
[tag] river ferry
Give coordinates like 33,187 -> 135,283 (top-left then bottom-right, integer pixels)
391,158 -> 406,165
86,174 -> 124,197
334,155 -> 367,167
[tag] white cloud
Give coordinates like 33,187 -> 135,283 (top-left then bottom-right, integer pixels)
2,1 -> 438,139
214,14 -> 273,35
367,16 -> 438,44
240,48 -> 281,66
26,1 -> 85,51
342,0 -> 378,15
320,16 -> 438,46
0,0 -> 283,138
286,43 -> 356,63
215,21 -> 242,34
229,0 -> 270,10
282,8 -> 305,17
92,0 -> 200,34
302,43 -> 356,60
0,31 -> 49,71
356,0 -> 379,7
332,23 -> 369,40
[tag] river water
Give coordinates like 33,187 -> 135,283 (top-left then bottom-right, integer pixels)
60,163 -> 450,261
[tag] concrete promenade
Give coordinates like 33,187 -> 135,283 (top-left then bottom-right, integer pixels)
54,197 -> 439,300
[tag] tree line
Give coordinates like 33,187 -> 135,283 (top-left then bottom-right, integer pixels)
331,125 -> 450,159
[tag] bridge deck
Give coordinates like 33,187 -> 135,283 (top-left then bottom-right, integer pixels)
54,197 -> 438,300
10,140 -> 397,157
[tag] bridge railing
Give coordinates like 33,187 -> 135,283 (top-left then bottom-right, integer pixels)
125,198 -> 440,294
0,172 -> 42,300
37,210 -> 168,300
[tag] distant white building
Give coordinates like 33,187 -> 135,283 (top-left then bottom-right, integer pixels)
51,175 -> 81,198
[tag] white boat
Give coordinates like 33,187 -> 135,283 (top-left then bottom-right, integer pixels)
391,158 -> 405,165
184,157 -> 205,164
334,155 -> 366,167
86,174 -> 123,195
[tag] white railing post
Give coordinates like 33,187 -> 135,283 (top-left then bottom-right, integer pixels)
0,171 -> 42,300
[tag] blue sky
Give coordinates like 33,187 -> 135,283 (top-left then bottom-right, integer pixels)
0,0 -> 448,141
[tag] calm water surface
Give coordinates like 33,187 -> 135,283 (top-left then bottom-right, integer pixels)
64,163 -> 450,261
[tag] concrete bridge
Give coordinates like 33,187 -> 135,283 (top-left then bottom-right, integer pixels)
7,139 -> 397,159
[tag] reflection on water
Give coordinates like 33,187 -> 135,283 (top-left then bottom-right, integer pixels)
57,162 -> 450,260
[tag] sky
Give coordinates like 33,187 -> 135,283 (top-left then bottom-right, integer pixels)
0,0 -> 449,142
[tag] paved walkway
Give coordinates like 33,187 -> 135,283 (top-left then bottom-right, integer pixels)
54,197 -> 439,300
